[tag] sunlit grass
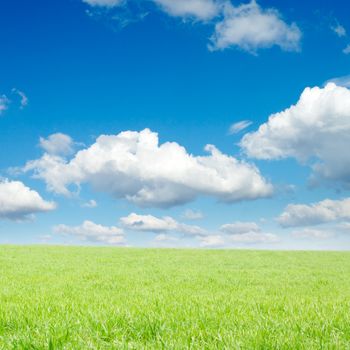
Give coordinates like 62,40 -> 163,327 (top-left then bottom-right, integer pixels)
0,246 -> 350,349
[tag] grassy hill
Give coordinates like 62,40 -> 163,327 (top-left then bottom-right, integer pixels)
0,246 -> 349,349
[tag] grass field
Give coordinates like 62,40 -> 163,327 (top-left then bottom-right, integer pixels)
1,246 -> 350,349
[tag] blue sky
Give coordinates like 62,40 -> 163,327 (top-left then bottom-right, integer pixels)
1,0 -> 350,249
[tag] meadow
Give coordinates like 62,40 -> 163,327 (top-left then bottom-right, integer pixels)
0,246 -> 350,349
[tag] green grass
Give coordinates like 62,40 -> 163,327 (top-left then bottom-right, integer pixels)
1,246 -> 350,349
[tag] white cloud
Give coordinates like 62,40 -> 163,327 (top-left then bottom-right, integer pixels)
82,0 -> 124,7
199,234 -> 225,247
220,221 -> 260,234
291,228 -> 334,240
209,1 -> 301,53
218,220 -> 278,244
82,199 -> 97,208
81,0 -> 300,54
39,133 -> 75,156
219,220 -> 279,244
241,83 -> 350,187
331,23 -> 346,37
23,128 -> 272,207
0,95 -> 9,115
152,0 -> 219,21
228,120 -> 252,134
12,88 -> 28,109
120,212 -> 206,235
343,45 -> 350,55
83,0 -> 219,20
53,220 -> 125,244
0,179 -> 56,220
278,198 -> 350,228
181,209 -> 203,220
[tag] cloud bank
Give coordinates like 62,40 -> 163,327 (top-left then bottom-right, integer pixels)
23,129 -> 272,208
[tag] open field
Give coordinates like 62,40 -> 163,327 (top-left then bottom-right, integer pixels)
1,246 -> 350,349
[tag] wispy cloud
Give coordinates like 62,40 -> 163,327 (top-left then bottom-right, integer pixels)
83,0 -> 123,7
291,228 -> 335,240
199,235 -> 225,247
0,95 -> 10,115
82,199 -> 97,208
181,209 -> 203,220
343,44 -> 350,55
120,213 -> 206,235
331,22 -> 346,37
53,220 -> 125,244
228,120 -> 252,134
12,88 -> 28,109
219,220 -> 279,244
325,75 -> 350,88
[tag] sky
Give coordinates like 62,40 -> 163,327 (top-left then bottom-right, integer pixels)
1,0 -> 350,249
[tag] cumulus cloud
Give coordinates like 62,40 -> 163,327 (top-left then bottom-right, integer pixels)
241,83 -> 350,187
120,212 -> 206,235
209,1 -> 301,53
181,209 -> 203,220
39,133 -> 75,156
0,179 -> 56,220
278,198 -> 350,228
291,228 -> 334,240
228,120 -> 252,134
23,128 -> 272,207
0,95 -> 9,115
152,0 -> 219,21
53,220 -> 125,244
199,234 -> 225,247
